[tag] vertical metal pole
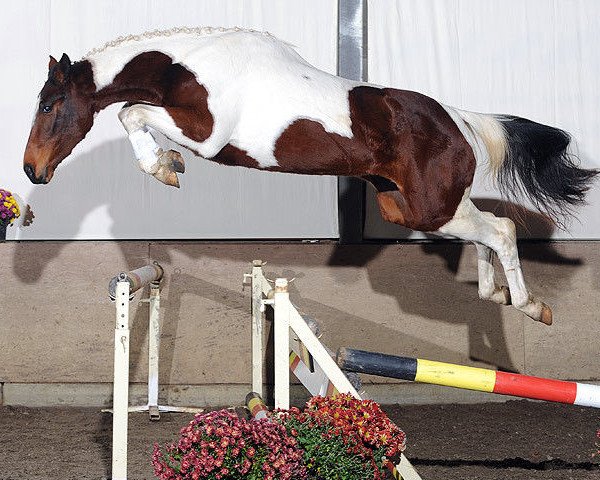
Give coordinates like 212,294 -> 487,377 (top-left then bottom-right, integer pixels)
273,278 -> 290,410
338,0 -> 368,243
147,282 -> 161,420
112,281 -> 130,480
251,260 -> 264,397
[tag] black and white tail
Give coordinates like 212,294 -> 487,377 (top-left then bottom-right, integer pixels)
452,109 -> 599,224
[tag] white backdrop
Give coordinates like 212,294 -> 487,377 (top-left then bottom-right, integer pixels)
2,1 -> 599,240
1,0 -> 339,240
365,0 -> 600,239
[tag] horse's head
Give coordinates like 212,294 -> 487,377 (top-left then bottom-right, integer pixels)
24,54 -> 95,184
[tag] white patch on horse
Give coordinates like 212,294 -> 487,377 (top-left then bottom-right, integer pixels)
441,105 -> 508,175
86,28 -> 360,168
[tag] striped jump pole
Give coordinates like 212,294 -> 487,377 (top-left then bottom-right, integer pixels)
337,347 -> 600,408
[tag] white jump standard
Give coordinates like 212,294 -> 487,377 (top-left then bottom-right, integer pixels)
107,263 -> 200,480
245,260 -> 422,480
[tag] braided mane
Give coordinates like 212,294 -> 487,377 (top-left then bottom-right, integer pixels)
84,26 -> 274,59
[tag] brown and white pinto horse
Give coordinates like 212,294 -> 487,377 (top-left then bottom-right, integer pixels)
23,27 -> 598,325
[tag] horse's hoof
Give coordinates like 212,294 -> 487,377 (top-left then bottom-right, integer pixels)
161,150 -> 185,173
164,172 -> 180,188
153,166 -> 180,188
492,285 -> 511,305
172,157 -> 185,174
539,303 -> 553,326
518,297 -> 552,325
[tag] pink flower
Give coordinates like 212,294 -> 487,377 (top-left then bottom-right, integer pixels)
152,408 -> 307,479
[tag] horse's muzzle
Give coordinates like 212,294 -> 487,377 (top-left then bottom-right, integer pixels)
24,164 -> 48,184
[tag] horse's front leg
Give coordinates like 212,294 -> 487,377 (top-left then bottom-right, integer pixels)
118,105 -> 185,187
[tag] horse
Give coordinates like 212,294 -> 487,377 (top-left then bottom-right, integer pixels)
23,27 -> 598,325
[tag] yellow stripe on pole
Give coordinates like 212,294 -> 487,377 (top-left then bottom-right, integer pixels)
415,359 -> 496,392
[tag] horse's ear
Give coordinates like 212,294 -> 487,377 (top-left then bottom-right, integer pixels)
59,53 -> 71,71
48,55 -> 58,70
51,53 -> 71,84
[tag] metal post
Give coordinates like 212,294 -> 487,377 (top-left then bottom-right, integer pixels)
338,0 -> 367,243
273,278 -> 291,409
112,280 -> 130,480
251,260 -> 265,398
147,281 -> 161,420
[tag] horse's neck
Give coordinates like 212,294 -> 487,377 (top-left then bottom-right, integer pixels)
87,48 -> 174,110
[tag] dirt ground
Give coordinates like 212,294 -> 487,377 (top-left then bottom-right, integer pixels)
0,400 -> 598,480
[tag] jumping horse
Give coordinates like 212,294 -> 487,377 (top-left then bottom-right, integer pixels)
23,27 -> 598,325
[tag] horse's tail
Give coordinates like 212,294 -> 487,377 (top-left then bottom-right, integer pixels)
454,110 -> 599,223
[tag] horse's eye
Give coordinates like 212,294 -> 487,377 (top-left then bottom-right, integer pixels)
41,104 -> 52,113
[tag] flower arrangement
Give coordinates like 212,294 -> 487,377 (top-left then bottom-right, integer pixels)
153,394 -> 406,480
153,409 -> 307,480
0,189 -> 20,227
276,395 -> 406,479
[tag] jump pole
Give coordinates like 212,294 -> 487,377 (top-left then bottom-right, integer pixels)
337,347 -> 600,408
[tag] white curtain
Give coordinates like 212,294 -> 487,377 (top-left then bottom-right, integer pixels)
366,0 -> 600,239
1,0 -> 339,239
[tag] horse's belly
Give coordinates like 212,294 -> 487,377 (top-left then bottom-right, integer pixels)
228,73 -> 360,170
268,118 -> 371,175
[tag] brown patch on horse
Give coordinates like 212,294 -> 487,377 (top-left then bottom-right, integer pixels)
162,65 -> 213,143
97,52 -> 214,142
96,52 -> 168,108
272,119 -> 371,176
273,86 -> 476,231
212,144 -> 261,169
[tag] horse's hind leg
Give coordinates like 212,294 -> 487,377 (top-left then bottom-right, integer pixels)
118,104 -> 185,187
374,188 -> 514,310
474,243 -> 511,305
438,197 -> 552,325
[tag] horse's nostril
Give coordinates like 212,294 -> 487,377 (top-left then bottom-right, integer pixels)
24,164 -> 35,180
24,164 -> 46,183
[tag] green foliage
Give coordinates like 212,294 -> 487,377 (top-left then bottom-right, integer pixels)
285,416 -> 377,479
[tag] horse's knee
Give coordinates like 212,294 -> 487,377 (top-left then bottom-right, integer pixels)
118,106 -> 133,123
118,105 -> 145,131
